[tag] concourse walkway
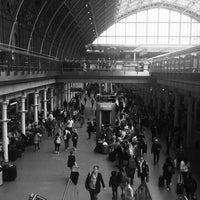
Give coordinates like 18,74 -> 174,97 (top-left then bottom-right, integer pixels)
0,96 -> 199,200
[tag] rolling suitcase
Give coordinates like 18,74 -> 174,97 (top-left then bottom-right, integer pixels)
158,175 -> 164,187
2,163 -> 17,181
70,165 -> 79,185
176,173 -> 184,195
8,148 -> 17,161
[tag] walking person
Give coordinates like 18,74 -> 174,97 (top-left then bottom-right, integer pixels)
63,128 -> 71,150
125,154 -> 137,185
162,157 -> 175,191
137,157 -> 149,184
109,171 -> 119,200
185,172 -> 197,200
34,132 -> 42,152
66,117 -> 74,134
180,158 -> 190,185
85,165 -> 106,200
54,132 -> 62,154
151,138 -> 162,165
67,150 -> 76,171
72,129 -> 78,150
166,133 -> 173,156
87,118 -> 93,139
117,167 -> 127,198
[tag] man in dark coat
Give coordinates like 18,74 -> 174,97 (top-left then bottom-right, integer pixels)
151,138 -> 162,165
85,165 -> 106,200
185,172 -> 197,200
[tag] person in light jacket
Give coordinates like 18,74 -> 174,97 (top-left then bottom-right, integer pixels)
85,165 -> 106,200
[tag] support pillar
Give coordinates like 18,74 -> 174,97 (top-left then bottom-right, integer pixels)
186,96 -> 193,148
194,100 -> 198,128
33,91 -> 39,123
104,83 -> 108,93
64,83 -> 68,103
164,90 -> 169,115
99,83 -> 102,95
174,92 -> 180,128
157,91 -> 161,119
152,90 -> 156,109
1,100 -> 10,162
21,95 -> 26,135
50,88 -> 54,112
43,88 -> 48,119
67,83 -> 70,102
134,52 -> 136,62
38,95 -> 41,113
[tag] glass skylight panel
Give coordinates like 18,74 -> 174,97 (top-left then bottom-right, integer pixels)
180,37 -> 190,44
158,23 -> 169,36
106,25 -> 116,36
93,7 -> 200,46
126,23 -> 136,36
126,14 -> 136,22
181,23 -> 190,36
170,11 -> 181,22
148,23 -> 158,36
170,23 -> 180,36
106,37 -> 116,45
137,23 -> 147,36
117,37 -> 126,44
116,23 -> 126,36
159,8 -> 169,22
137,10 -> 147,22
191,23 -> 200,36
169,37 -> 179,44
181,14 -> 191,22
158,37 -> 169,45
148,8 -> 158,22
147,37 -> 157,45
125,37 -> 135,45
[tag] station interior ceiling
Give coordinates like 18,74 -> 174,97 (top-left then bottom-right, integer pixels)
2,0 -> 200,60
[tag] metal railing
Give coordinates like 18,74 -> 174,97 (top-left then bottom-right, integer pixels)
0,43 -> 60,75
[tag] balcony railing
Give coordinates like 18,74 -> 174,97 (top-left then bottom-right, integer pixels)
0,43 -> 60,75
149,45 -> 200,73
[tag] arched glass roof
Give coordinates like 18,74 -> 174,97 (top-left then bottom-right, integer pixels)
115,0 -> 200,21
93,8 -> 200,46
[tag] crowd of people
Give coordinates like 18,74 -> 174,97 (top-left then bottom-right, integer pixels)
14,86 -> 197,200
82,87 -> 198,200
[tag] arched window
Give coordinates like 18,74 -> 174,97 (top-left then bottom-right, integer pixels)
93,8 -> 200,45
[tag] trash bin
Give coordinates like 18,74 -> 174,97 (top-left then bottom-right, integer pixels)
0,165 -> 3,186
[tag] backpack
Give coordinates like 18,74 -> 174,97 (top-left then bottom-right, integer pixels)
56,136 -> 61,144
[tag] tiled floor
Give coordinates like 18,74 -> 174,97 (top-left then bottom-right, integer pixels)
0,96 -> 199,200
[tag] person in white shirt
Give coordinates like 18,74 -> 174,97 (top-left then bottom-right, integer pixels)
66,117 -> 74,133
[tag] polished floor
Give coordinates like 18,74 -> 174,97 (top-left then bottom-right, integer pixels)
0,97 -> 199,200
